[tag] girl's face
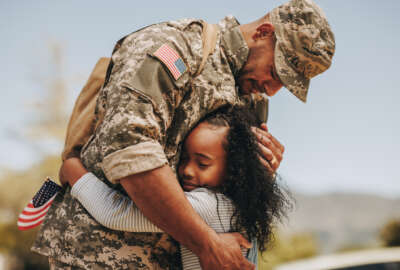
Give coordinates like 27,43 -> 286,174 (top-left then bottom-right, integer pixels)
178,122 -> 228,191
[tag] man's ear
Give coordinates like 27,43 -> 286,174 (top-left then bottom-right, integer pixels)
252,23 -> 275,41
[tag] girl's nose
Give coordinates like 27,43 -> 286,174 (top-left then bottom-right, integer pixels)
181,165 -> 194,180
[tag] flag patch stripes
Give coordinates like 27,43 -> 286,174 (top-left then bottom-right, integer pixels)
153,44 -> 187,80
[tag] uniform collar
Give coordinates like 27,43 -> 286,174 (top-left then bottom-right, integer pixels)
219,16 -> 249,77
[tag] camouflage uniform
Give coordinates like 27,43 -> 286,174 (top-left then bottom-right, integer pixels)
32,0 -> 336,267
32,16 -> 260,269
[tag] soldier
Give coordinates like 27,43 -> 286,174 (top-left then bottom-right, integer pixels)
32,0 -> 335,269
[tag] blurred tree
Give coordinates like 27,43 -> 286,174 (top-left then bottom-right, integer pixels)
380,219 -> 400,247
335,244 -> 372,253
0,156 -> 61,216
0,223 -> 49,270
258,231 -> 318,270
27,42 -> 70,141
0,156 -> 60,270
0,42 -> 69,270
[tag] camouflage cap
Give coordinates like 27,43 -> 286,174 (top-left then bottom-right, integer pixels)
270,0 -> 335,102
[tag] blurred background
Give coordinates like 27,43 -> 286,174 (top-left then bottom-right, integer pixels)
0,0 -> 399,269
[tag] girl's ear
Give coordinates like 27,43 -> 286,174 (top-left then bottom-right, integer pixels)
252,23 -> 275,41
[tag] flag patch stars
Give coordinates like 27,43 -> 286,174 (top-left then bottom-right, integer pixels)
153,44 -> 187,80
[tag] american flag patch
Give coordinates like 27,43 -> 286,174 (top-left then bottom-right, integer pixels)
17,178 -> 62,230
153,44 -> 187,80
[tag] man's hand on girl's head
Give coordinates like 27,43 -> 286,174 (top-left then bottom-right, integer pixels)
59,157 -> 88,188
252,123 -> 284,173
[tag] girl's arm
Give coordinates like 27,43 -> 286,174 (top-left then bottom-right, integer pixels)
71,172 -> 162,232
62,158 -> 234,233
62,158 -> 252,270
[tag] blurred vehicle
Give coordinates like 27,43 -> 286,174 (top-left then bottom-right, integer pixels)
0,254 -> 4,270
274,247 -> 400,270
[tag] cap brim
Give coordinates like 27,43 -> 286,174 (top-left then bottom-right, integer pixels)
274,43 -> 310,103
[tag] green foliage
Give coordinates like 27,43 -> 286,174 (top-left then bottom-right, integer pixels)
26,43 -> 70,142
335,244 -> 372,253
0,223 -> 49,270
258,231 -> 318,270
380,219 -> 400,247
0,156 -> 62,214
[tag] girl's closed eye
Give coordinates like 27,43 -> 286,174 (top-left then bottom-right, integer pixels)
196,155 -> 212,168
198,161 -> 211,169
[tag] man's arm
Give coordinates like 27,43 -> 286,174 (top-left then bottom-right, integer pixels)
65,158 -> 232,233
82,38 -> 257,268
63,158 -> 251,269
120,165 -> 254,270
60,158 -> 253,270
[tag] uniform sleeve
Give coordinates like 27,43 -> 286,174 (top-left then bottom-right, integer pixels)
99,53 -> 189,184
91,21 -> 205,184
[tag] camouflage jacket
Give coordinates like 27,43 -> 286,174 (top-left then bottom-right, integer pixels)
32,16 -> 265,269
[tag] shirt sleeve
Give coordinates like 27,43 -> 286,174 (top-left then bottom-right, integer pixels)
71,172 -> 162,232
92,21 -> 205,184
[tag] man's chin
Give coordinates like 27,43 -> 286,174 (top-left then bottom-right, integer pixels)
238,81 -> 263,95
237,86 -> 252,96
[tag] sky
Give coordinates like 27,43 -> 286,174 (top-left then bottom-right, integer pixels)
1,0 -> 399,198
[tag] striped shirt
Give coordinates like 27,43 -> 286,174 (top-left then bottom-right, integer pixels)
71,173 -> 258,270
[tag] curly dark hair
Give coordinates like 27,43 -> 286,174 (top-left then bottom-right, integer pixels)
198,105 -> 292,252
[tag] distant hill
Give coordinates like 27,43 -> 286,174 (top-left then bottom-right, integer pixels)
278,192 -> 400,253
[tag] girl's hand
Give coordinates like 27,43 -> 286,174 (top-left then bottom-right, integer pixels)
59,157 -> 88,188
252,123 -> 284,173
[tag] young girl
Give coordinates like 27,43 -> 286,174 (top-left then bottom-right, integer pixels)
60,106 -> 291,270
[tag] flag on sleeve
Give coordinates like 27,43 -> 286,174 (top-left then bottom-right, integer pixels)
153,44 -> 187,80
17,178 -> 62,231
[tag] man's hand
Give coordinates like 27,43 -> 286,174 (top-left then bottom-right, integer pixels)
59,157 -> 88,188
252,123 -> 285,173
120,166 -> 254,270
199,233 -> 255,270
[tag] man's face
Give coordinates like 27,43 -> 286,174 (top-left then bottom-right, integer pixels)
237,30 -> 283,96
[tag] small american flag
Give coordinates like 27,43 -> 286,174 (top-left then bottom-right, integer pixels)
153,44 -> 187,80
17,178 -> 62,230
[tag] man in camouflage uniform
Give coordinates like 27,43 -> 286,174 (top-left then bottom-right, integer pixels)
32,0 -> 335,269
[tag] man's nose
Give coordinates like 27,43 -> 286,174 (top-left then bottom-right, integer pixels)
264,81 -> 283,96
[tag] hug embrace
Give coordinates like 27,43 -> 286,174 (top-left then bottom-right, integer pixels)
60,105 -> 291,270
31,0 -> 335,269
